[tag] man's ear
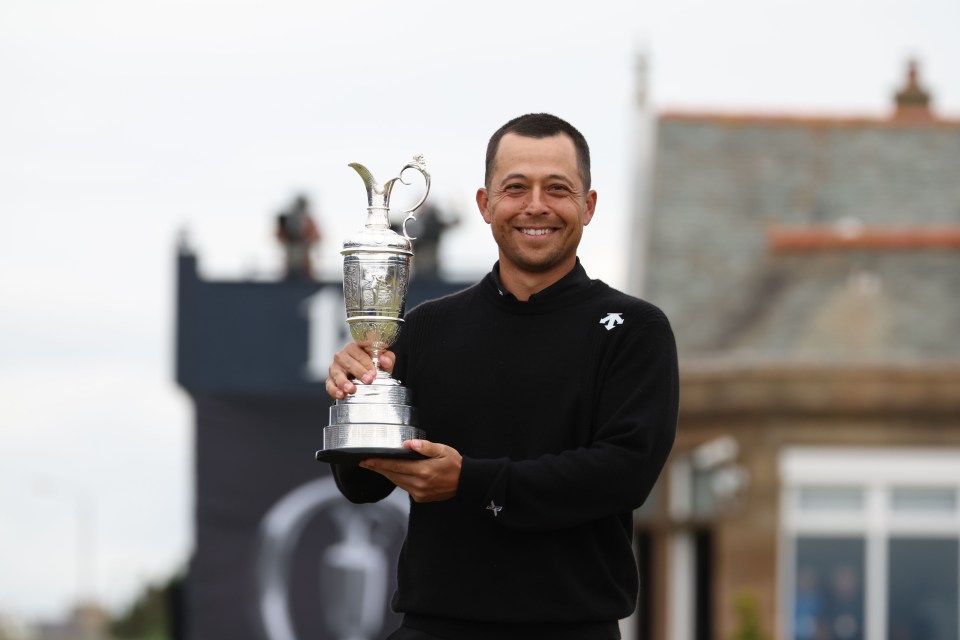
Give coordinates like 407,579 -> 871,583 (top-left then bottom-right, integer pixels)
582,190 -> 597,226
476,187 -> 492,224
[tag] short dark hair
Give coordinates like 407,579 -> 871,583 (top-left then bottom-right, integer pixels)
484,113 -> 592,191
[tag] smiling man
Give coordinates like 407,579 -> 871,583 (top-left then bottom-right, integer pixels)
326,113 -> 679,640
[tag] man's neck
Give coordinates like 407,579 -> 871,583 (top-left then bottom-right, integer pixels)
496,259 -> 577,301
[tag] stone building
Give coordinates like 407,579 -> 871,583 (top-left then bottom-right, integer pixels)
630,62 -> 960,640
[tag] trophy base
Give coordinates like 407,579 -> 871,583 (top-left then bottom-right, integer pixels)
315,423 -> 426,465
315,447 -> 426,465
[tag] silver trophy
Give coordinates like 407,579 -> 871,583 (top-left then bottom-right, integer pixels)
316,155 -> 430,464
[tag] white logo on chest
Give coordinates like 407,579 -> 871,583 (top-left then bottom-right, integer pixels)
599,313 -> 624,331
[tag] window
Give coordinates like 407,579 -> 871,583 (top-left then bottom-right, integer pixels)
890,487 -> 957,514
781,448 -> 960,640
798,487 -> 864,513
888,537 -> 958,640
794,537 -> 865,640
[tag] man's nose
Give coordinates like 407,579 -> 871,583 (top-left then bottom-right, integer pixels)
522,187 -> 547,213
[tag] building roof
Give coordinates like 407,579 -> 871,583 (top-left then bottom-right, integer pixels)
642,65 -> 960,362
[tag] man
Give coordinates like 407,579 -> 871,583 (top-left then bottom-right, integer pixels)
326,113 -> 678,640
276,194 -> 322,279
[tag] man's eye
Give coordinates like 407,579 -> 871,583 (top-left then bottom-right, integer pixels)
504,184 -> 525,191
548,184 -> 570,192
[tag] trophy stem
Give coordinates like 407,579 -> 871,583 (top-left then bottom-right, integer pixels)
369,349 -> 399,385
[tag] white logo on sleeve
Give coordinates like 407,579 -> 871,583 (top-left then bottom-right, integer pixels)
599,313 -> 624,331
486,500 -> 502,517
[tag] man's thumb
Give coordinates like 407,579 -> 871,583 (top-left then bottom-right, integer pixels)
405,439 -> 440,457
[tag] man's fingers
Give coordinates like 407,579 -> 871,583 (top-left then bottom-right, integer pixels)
325,343 -> 391,400
359,450 -> 432,475
325,377 -> 346,400
377,351 -> 396,373
402,439 -> 443,458
332,344 -> 377,384
360,458 -> 418,477
325,365 -> 358,399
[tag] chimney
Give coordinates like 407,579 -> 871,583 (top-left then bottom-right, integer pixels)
893,59 -> 934,121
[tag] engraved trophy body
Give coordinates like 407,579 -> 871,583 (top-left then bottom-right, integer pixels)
316,156 -> 430,464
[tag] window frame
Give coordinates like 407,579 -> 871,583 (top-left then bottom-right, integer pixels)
779,447 -> 960,640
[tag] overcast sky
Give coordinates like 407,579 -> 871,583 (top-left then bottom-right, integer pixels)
1,0 -> 958,623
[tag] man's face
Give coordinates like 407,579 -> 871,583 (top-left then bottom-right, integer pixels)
476,133 -> 596,281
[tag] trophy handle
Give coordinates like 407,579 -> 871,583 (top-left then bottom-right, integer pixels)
396,155 -> 431,240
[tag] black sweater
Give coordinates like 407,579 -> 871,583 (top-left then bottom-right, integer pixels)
334,262 -> 679,640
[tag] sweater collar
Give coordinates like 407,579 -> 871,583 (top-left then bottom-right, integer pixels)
486,258 -> 591,303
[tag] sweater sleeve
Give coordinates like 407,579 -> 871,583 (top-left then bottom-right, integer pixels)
455,318 -> 679,531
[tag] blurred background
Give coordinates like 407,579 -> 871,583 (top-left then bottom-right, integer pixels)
1,1 -> 959,639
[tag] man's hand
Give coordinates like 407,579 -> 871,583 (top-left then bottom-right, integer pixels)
325,344 -> 395,400
360,440 -> 462,503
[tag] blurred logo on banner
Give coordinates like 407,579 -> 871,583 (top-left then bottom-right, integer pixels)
257,477 -> 408,640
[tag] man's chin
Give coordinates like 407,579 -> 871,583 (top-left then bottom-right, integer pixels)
507,253 -> 573,275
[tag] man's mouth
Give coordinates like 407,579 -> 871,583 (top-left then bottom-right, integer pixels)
519,228 -> 556,236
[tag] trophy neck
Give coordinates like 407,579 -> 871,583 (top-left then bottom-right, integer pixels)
365,206 -> 391,229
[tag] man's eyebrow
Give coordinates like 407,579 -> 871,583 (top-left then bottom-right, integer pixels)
498,173 -> 528,184
498,173 -> 575,185
546,173 -> 575,185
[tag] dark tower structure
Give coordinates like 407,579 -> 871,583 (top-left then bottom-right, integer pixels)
175,245 -> 465,640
